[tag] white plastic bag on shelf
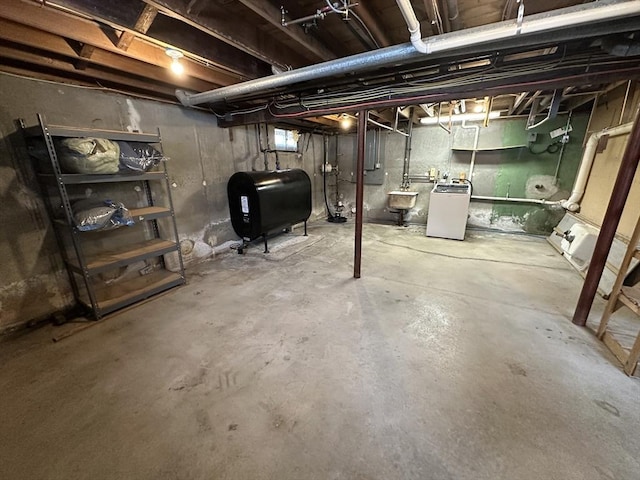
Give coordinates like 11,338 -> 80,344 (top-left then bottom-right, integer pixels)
73,199 -> 134,231
56,138 -> 120,174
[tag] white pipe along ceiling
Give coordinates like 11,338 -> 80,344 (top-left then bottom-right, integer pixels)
175,0 -> 640,108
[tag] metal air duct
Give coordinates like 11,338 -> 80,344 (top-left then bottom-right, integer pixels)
175,0 -> 640,108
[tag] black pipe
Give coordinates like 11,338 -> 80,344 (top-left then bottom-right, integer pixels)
322,134 -> 334,220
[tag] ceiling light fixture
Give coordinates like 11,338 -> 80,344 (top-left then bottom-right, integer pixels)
340,114 -> 352,130
165,49 -> 184,75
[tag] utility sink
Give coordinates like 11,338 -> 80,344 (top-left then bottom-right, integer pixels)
387,191 -> 418,210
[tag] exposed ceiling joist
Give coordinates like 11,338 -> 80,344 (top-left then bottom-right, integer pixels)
45,0 -> 265,79
0,1 -> 239,87
514,90 -> 542,115
305,116 -> 340,128
0,18 -> 218,92
235,0 -> 337,62
352,3 -> 392,48
75,43 -> 94,70
509,92 -> 528,115
143,0 -> 310,70
116,4 -> 158,51
0,42 -> 177,98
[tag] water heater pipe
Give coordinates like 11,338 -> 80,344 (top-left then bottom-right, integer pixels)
561,122 -> 633,211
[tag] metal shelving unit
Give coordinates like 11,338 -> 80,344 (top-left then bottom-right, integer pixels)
23,114 -> 185,319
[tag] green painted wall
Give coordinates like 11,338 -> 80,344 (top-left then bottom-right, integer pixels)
491,114 -> 589,234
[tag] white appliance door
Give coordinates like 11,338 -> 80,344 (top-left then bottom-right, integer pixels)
426,192 -> 470,240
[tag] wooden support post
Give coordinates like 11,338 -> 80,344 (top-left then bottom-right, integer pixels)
573,112 -> 640,326
354,110 -> 367,279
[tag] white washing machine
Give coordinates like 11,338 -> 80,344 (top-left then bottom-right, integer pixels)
426,182 -> 471,240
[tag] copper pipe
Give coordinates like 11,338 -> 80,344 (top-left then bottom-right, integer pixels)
354,110 -> 367,279
572,111 -> 640,326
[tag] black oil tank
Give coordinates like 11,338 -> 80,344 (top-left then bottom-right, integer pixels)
227,169 -> 312,240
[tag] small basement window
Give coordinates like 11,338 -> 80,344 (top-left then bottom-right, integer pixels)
274,128 -> 298,151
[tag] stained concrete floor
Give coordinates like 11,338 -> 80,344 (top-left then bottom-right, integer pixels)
1,223 -> 639,480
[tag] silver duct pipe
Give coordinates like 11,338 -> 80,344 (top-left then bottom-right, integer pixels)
176,0 -> 640,107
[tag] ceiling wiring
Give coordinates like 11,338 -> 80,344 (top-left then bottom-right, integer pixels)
256,53 -> 636,119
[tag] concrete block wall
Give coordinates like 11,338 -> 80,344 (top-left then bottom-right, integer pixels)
0,71 -> 590,332
0,74 -> 327,333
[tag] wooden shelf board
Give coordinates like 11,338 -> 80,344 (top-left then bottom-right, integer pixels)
130,206 -> 171,221
69,239 -> 177,274
91,270 -> 184,315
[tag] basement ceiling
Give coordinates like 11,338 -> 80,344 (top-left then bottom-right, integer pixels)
1,1 -> 639,130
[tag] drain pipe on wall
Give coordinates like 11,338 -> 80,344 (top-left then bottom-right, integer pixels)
401,108 -> 414,189
560,122 -> 633,212
460,119 -> 479,181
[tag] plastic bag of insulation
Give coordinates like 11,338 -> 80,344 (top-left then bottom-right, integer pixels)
73,199 -> 134,231
117,141 -> 165,172
56,138 -> 120,174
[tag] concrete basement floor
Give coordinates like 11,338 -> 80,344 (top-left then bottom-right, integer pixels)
1,223 -> 639,480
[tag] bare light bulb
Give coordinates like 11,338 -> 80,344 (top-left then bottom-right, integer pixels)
166,48 -> 184,75
340,115 -> 352,130
171,59 -> 184,75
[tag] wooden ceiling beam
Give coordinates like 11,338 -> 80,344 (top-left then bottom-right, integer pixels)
0,42 -> 177,98
0,18 -> 219,92
75,43 -> 95,70
116,4 -> 158,51
0,1 -> 240,86
305,116 -> 339,128
143,0 -> 311,70
353,3 -> 392,48
236,0 -> 336,62
47,0 -> 267,79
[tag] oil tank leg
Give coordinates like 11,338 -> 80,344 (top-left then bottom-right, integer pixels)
263,235 -> 269,253
304,220 -> 308,236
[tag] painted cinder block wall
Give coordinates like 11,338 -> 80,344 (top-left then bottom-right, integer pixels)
331,113 -> 588,233
0,74 -> 327,333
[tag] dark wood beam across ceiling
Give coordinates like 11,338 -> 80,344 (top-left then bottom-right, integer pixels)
0,18 -> 218,92
0,41 -> 178,99
45,0 -> 268,79
0,1 -> 240,88
143,0 -> 311,70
